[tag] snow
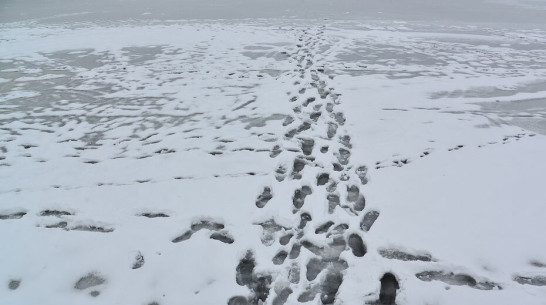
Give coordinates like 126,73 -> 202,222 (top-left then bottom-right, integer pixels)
1,2 -> 546,305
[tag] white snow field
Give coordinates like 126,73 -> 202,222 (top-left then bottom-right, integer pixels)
1,1 -> 546,305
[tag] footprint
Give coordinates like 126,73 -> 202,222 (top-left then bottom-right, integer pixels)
353,196 -> 366,212
327,122 -> 337,139
0,210 -> 26,220
132,252 -> 145,269
272,251 -> 288,265
40,210 -> 73,217
279,234 -> 293,245
336,148 -> 350,165
513,275 -> 546,286
306,258 -> 326,281
315,221 -> 335,234
293,186 -> 313,209
283,116 -> 294,126
45,221 -> 68,229
330,224 -> 348,235
228,296 -> 248,305
297,122 -> 311,133
292,158 -> 306,176
334,112 -> 345,125
416,271 -> 500,290
300,138 -> 314,156
138,212 -> 169,218
320,146 -> 329,153
348,233 -> 366,257
256,219 -> 289,246
74,273 -> 106,290
310,112 -> 322,122
297,285 -> 320,302
360,210 -> 380,232
303,97 -> 316,107
289,243 -> 302,259
8,279 -> 21,290
289,262 -> 300,283
270,145 -> 282,158
275,165 -> 287,182
191,220 -> 224,231
256,187 -> 273,208
301,240 -> 323,256
339,135 -> 351,148
327,194 -> 340,214
272,287 -> 293,305
355,166 -> 368,185
172,230 -> 193,243
378,248 -> 433,262
173,219 -> 225,243
332,163 -> 343,171
346,185 -> 360,202
210,231 -> 235,244
320,270 -> 343,305
71,224 -> 114,233
317,173 -> 329,186
236,251 -> 255,286
298,213 -> 312,229
379,273 -> 400,305
285,129 -> 297,139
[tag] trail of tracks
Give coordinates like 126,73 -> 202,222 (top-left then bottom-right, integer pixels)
229,25 -> 381,305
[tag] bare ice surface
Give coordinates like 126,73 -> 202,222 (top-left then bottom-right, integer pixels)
1,2 -> 546,305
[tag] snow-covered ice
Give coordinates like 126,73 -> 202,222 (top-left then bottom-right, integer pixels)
1,1 -> 546,305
